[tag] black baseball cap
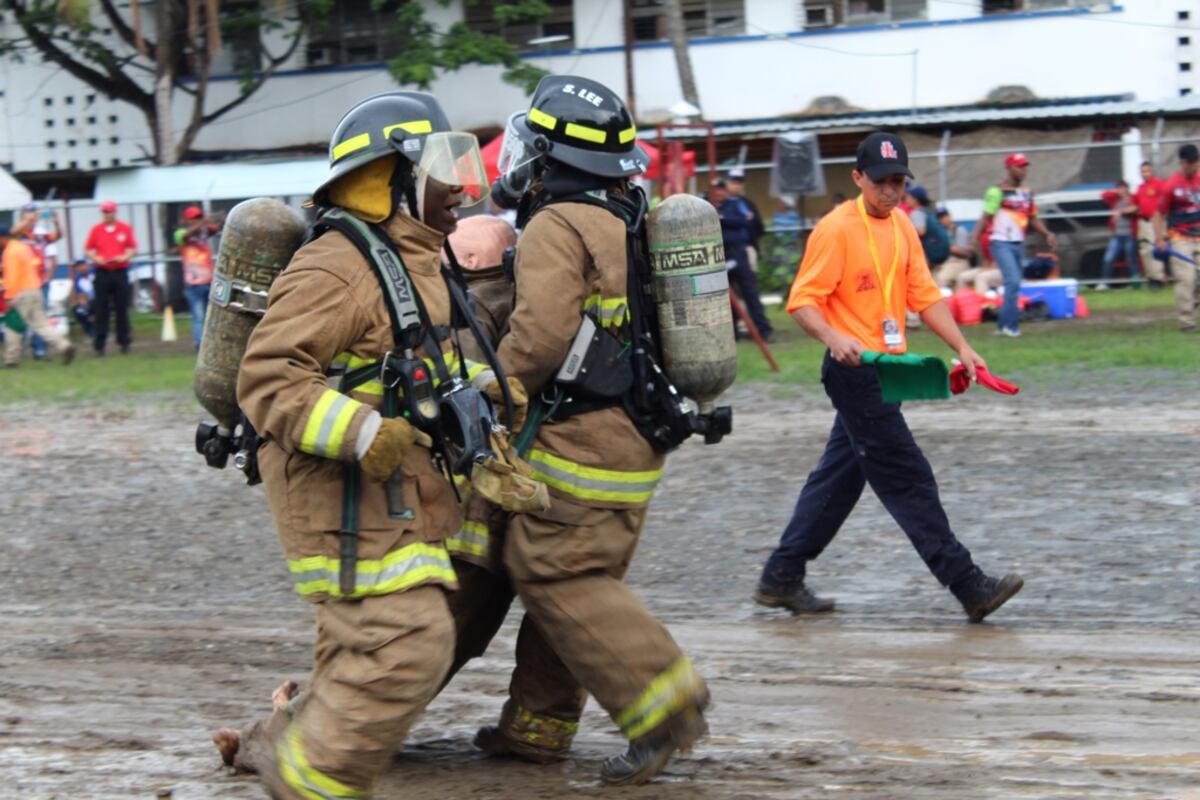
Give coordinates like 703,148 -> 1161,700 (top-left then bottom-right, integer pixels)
856,132 -> 913,181
1179,143 -> 1199,162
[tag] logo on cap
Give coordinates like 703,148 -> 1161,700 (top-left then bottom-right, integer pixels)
881,141 -> 898,160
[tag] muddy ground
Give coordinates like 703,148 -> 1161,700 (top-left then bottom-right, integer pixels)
1,373 -> 1198,799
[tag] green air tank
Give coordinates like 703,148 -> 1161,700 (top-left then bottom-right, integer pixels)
193,197 -> 306,431
646,193 -> 737,413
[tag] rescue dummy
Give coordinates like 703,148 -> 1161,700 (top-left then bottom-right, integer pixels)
235,90 -> 532,800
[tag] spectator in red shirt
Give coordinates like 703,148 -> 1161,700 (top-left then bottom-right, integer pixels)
1152,144 -> 1200,331
1096,181 -> 1140,290
1135,161 -> 1168,286
84,199 -> 138,354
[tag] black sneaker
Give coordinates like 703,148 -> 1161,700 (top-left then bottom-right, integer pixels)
952,571 -> 1024,623
753,581 -> 835,614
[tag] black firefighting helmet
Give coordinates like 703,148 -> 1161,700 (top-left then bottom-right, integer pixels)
313,91 -> 453,203
513,75 -> 648,179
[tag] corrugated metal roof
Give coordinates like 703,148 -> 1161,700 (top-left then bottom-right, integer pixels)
664,95 -> 1200,140
93,158 -> 327,204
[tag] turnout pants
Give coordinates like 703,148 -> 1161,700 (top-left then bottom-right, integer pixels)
92,267 -> 131,353
1169,236 -> 1200,328
761,353 -> 978,591
504,499 -> 707,744
4,290 -> 69,365
272,586 -> 454,799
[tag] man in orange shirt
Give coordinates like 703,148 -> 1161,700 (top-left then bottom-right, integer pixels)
753,132 -> 1023,623
2,225 -> 74,367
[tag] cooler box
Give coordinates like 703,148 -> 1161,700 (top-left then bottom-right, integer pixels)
1018,278 -> 1077,319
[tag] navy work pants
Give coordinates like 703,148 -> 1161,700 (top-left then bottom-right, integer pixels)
761,353 -> 976,590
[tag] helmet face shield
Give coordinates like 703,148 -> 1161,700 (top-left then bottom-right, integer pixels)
495,112 -> 542,200
417,132 -> 489,207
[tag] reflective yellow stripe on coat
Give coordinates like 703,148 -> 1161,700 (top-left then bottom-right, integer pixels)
278,723 -> 367,799
329,352 -> 490,398
583,293 -> 630,328
527,449 -> 662,505
445,520 -> 489,559
300,389 -> 363,457
287,542 -> 457,598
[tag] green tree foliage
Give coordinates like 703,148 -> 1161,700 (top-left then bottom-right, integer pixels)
0,0 -> 549,164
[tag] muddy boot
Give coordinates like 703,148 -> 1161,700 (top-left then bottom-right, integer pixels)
473,725 -> 564,764
600,703 -> 708,786
753,580 -> 835,614
212,728 -> 241,767
952,570 -> 1024,623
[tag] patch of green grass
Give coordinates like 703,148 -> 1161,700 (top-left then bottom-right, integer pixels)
734,287 -> 1196,388
0,312 -> 199,405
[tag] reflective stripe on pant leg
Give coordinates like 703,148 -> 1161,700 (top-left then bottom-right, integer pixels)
613,657 -> 705,740
277,723 -> 367,800
527,449 -> 662,505
502,702 -> 579,752
288,542 -> 458,599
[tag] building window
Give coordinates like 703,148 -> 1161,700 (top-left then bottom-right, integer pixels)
464,0 -> 575,48
306,0 -> 406,66
88,137 -> 99,145
1182,36 -> 1192,46
1181,62 -> 1192,72
1179,10 -> 1191,21
45,119 -> 54,128
46,141 -> 56,149
90,159 -> 100,168
44,97 -> 53,107
110,136 -> 119,144
631,0 -> 744,41
64,95 -> 74,105
804,1 -> 925,28
47,161 -> 57,169
66,117 -> 75,125
109,115 -> 118,123
112,158 -> 121,166
1182,88 -> 1193,96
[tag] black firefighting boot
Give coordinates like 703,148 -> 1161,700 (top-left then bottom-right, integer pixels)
599,701 -> 709,786
473,725 -> 565,765
753,580 -> 835,614
951,570 -> 1024,623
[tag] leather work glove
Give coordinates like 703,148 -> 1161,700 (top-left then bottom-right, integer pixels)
360,417 -> 433,482
483,376 -> 529,432
468,430 -> 550,513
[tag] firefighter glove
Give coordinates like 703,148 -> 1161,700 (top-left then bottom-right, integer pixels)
468,430 -> 550,512
483,375 -> 529,432
360,417 -> 433,482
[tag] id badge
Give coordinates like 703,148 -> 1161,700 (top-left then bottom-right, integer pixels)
882,317 -> 904,350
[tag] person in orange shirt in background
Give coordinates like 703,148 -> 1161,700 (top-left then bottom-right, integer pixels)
753,132 -> 1023,624
1,225 -> 74,367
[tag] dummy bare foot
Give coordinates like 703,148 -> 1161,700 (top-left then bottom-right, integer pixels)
271,680 -> 300,711
212,728 -> 240,766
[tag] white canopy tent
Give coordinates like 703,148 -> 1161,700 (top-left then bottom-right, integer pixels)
92,158 -> 328,205
0,166 -> 33,212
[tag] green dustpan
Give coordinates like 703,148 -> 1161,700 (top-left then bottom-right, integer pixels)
861,351 -> 950,403
2,307 -> 26,335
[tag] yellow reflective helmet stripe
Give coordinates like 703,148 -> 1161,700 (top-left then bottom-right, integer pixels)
583,294 -> 630,328
446,520 -> 489,558
278,723 -> 367,799
564,122 -> 607,144
528,107 -> 558,131
300,389 -> 362,458
618,125 -> 637,144
331,132 -> 371,162
287,541 -> 457,598
614,657 -> 704,740
383,119 -> 433,138
527,449 -> 662,505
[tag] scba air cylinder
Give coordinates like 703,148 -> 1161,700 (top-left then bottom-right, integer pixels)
193,197 -> 306,430
646,193 -> 737,413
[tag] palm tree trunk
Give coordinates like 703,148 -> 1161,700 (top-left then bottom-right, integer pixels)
662,0 -> 700,113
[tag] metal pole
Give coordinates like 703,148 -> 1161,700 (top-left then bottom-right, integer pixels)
623,0 -> 636,120
1152,116 -> 1165,166
937,129 -> 951,203
911,49 -> 918,115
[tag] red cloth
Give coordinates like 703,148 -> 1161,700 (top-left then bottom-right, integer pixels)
1100,189 -> 1139,237
949,363 -> 1020,396
1159,171 -> 1200,238
84,220 -> 137,270
1135,176 -> 1166,220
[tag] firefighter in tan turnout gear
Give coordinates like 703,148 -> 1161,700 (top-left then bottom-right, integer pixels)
479,75 -> 711,785
237,90 -> 516,799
